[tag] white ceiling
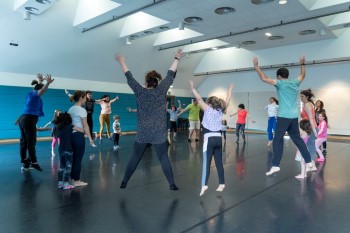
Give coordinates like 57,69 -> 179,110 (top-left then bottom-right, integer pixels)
1,0 -> 350,90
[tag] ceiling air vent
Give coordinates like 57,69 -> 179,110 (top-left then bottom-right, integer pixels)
251,0 -> 275,5
242,40 -> 256,45
184,17 -> 203,23
298,30 -> 317,35
215,7 -> 235,15
159,26 -> 169,30
268,35 -> 284,40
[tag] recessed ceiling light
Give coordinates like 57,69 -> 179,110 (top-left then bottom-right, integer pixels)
344,23 -> 350,28
298,30 -> 317,35
212,47 -> 218,50
268,35 -> 284,40
36,0 -> 51,4
279,0 -> 287,4
144,31 -> 153,35
265,32 -> 272,37
25,7 -> 39,12
129,35 -> 139,39
242,40 -> 256,45
159,26 -> 169,30
251,0 -> 275,5
214,7 -> 235,15
184,17 -> 203,23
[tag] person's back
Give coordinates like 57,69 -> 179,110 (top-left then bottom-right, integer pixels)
275,79 -> 300,119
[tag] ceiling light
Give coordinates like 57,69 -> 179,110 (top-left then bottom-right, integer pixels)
211,47 -> 218,50
268,35 -> 284,40
178,22 -> 185,30
143,31 -> 153,35
298,30 -> 317,35
265,32 -> 272,37
23,11 -> 31,20
242,40 -> 256,45
126,38 -> 131,45
279,0 -> 287,4
159,26 -> 169,30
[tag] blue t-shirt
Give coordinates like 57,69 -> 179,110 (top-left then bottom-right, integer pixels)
167,109 -> 179,122
276,79 -> 300,119
23,91 -> 44,117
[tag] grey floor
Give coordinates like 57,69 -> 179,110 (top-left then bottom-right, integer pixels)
0,131 -> 349,233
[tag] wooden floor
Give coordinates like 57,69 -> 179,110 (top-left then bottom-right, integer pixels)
0,131 -> 349,233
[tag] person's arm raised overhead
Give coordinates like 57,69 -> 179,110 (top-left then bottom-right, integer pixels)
169,49 -> 184,72
189,80 -> 208,111
114,54 -> 129,73
297,55 -> 306,83
225,84 -> 234,111
253,57 -> 276,86
38,74 -> 54,96
110,95 -> 119,103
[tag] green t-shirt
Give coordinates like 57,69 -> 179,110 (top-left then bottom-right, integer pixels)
185,103 -> 201,121
276,79 -> 300,119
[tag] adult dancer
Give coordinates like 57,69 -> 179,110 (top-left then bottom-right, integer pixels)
19,74 -> 54,171
263,97 -> 279,146
230,103 -> 255,143
96,94 -> 119,144
253,56 -> 312,175
114,49 -> 183,191
68,91 -> 96,187
65,90 -> 96,139
178,99 -> 201,142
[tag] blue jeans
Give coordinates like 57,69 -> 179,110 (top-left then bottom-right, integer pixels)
267,117 -> 277,141
58,151 -> 73,182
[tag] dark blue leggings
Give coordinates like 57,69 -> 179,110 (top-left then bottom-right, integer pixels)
70,132 -> 86,180
122,141 -> 175,186
272,117 -> 311,166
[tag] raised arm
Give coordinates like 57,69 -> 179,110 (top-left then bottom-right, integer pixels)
225,84 -> 234,111
177,100 -> 183,111
297,55 -> 306,82
127,107 -> 137,113
114,54 -> 129,73
38,74 -> 54,96
110,95 -> 119,104
169,49 -> 184,72
65,89 -> 73,99
189,80 -> 208,111
253,57 -> 276,86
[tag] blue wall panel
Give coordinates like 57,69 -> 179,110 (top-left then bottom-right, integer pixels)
0,86 -> 192,140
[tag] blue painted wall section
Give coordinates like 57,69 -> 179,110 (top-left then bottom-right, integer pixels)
0,86 -> 192,139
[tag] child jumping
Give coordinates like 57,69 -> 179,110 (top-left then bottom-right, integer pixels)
189,80 -> 234,196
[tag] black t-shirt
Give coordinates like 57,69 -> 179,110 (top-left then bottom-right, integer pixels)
54,124 -> 74,154
83,98 -> 95,114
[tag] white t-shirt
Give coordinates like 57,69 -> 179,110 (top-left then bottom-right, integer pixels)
68,105 -> 87,130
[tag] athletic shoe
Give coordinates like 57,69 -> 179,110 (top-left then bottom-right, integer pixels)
266,166 -> 280,176
169,184 -> 179,191
31,163 -> 43,171
63,184 -> 75,190
74,180 -> 88,187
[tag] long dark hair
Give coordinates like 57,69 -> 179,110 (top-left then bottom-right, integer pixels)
299,119 -> 311,135
270,97 -> 279,105
101,94 -> 110,103
300,89 -> 315,105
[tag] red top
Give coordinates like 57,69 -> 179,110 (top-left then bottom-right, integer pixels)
301,107 -> 317,126
237,109 -> 248,124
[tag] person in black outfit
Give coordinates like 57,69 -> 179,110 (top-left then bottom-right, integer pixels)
115,49 -> 183,191
65,90 -> 96,139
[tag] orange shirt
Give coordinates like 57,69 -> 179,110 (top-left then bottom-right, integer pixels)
237,109 -> 248,124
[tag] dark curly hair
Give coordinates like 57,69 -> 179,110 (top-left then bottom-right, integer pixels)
207,96 -> 227,112
276,68 -> 289,79
238,103 -> 245,109
101,94 -> 110,103
53,112 -> 72,131
145,70 -> 162,88
31,80 -> 44,90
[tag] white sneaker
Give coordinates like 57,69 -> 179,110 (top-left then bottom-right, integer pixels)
74,180 -> 88,187
216,184 -> 225,192
199,185 -> 208,196
266,166 -> 280,176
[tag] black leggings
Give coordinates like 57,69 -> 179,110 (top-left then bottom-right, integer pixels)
19,114 -> 39,163
122,141 -> 175,186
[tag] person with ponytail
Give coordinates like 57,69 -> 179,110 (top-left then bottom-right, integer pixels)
264,97 -> 279,146
19,73 -> 54,171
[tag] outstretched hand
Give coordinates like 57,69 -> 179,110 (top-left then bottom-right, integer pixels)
189,80 -> 194,89
299,55 -> 305,64
253,57 -> 259,66
174,49 -> 184,59
114,53 -> 125,63
45,74 -> 54,84
37,73 -> 44,83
